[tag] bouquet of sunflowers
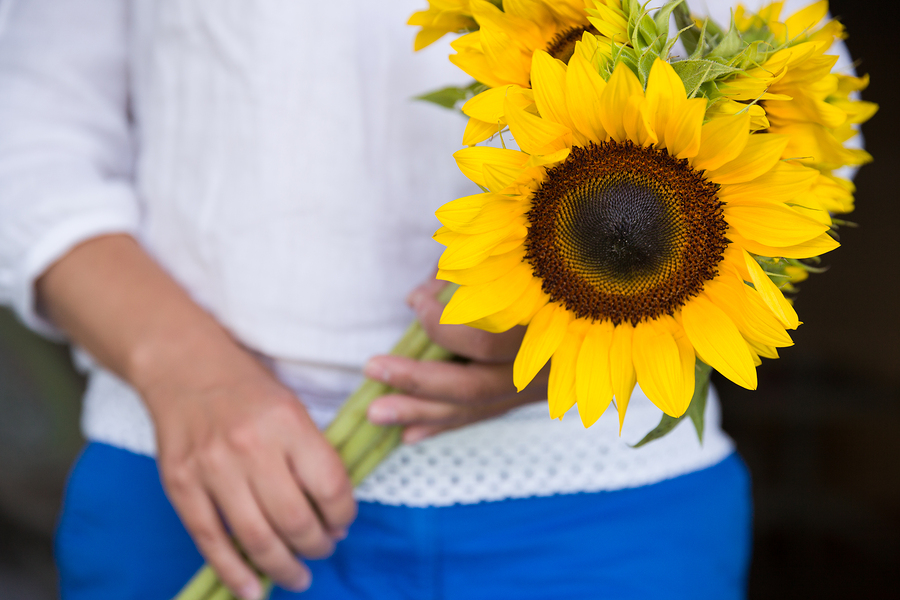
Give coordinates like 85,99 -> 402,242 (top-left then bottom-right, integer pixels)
177,0 -> 875,597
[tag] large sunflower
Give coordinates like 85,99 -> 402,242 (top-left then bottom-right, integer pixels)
435,53 -> 837,429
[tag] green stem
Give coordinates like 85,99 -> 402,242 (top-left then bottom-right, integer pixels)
338,420 -> 391,471
176,564 -> 218,600
349,426 -> 402,486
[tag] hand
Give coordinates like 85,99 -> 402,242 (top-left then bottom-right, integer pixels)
139,334 -> 357,599
35,234 -> 357,600
364,278 -> 548,443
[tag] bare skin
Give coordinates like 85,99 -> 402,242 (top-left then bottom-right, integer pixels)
37,234 -> 545,599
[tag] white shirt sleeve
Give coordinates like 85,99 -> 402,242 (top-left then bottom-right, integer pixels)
0,0 -> 139,338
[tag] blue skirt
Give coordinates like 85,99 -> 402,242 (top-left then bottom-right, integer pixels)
56,443 -> 751,599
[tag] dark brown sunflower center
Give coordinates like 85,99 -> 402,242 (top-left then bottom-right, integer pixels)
525,141 -> 727,325
545,24 -> 599,63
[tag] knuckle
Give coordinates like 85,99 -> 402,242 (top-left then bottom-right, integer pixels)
226,423 -> 262,454
239,524 -> 275,557
279,508 -> 315,540
191,524 -> 222,551
160,462 -> 193,493
318,473 -> 353,505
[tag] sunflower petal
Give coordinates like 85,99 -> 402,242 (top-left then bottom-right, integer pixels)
565,51 -> 608,143
600,63 -> 643,143
632,318 -> 691,417
725,203 -> 830,247
575,320 -> 614,427
454,147 -> 529,188
706,134 -> 790,184
437,245 -> 527,286
664,97 -> 706,159
730,229 -> 840,260
645,59 -> 686,145
609,322 -> 637,433
548,322 -> 585,419
437,218 -> 527,270
513,302 -> 572,391
691,112 -> 751,172
504,97 -> 572,156
531,50 -> 577,133
681,294 -> 758,390
742,249 -> 800,329
441,261 -> 534,325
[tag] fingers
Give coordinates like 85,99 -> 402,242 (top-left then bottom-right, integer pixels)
408,279 -> 525,362
162,470 -> 268,600
364,356 -> 516,405
205,463 -> 312,593
285,429 -> 358,538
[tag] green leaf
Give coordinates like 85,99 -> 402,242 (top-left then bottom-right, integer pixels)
686,361 -> 712,443
631,360 -> 712,448
670,59 -> 740,97
631,412 -> 683,448
653,0 -> 686,47
673,1 -> 701,56
414,81 -> 485,110
707,21 -> 745,60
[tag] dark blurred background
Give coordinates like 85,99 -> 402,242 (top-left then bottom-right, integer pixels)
0,0 -> 897,598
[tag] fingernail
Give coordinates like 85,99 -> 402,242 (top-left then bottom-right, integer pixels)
288,571 -> 312,592
363,359 -> 391,383
239,580 -> 264,600
368,403 -> 398,424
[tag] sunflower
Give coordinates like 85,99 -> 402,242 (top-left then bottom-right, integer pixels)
449,0 -> 627,144
435,53 -> 837,429
716,1 -> 877,212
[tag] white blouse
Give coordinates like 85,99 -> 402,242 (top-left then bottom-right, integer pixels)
0,0 -> 742,506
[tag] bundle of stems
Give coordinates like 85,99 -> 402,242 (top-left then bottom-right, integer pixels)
174,285 -> 456,600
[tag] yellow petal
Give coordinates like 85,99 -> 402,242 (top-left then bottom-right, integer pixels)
691,112 -> 751,172
514,302 -> 573,391
600,63 -> 643,143
705,276 -> 794,348
575,320 -> 614,427
463,117 -> 502,146
438,218 -> 527,270
632,318 -> 692,417
784,0 -> 828,40
468,284 -> 545,334
725,203 -> 830,247
663,97 -> 706,159
645,59 -> 687,146
454,147 -> 528,188
504,98 -> 572,156
565,51 -> 608,143
681,294 -> 758,390
741,248 -> 800,329
730,230 -> 840,260
609,322 -> 637,433
462,85 -> 515,122
706,134 -> 790,184
622,95 -> 657,147
531,50 -> 577,133
548,322 -> 585,419
437,245 -> 527,286
441,261 -> 534,325
718,161 -> 818,205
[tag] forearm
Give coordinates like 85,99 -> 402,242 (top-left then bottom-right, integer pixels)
35,234 -> 254,406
